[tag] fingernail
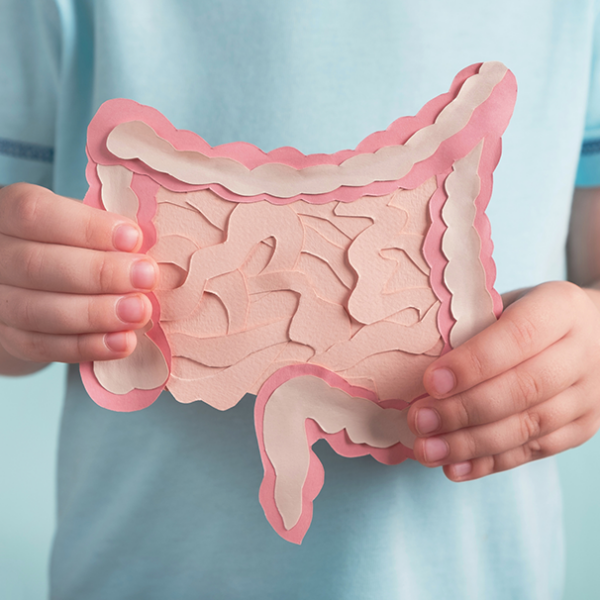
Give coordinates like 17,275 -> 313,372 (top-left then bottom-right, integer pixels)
416,408 -> 441,434
131,260 -> 156,290
451,461 -> 472,479
113,224 -> 140,252
104,331 -> 131,353
116,295 -> 146,324
430,368 -> 456,396
423,437 -> 449,463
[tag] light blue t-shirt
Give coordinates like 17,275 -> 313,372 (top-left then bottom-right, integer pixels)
2,1 -> 600,599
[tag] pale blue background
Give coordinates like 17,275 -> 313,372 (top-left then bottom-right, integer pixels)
1,1 -> 599,597
0,368 -> 598,600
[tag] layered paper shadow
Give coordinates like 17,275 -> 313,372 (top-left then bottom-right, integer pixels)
81,62 -> 517,543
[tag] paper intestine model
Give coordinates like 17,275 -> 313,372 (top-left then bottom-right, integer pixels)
81,62 -> 517,544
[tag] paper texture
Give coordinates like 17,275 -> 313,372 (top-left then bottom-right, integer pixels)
80,61 -> 517,543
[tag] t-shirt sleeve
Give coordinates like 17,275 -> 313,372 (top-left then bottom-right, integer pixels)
0,0 -> 60,189
576,8 -> 600,187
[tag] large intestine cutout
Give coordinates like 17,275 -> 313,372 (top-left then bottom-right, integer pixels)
81,62 -> 517,543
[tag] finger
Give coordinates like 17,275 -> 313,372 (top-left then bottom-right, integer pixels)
0,183 -> 142,252
499,287 -> 530,308
409,335 -> 584,436
0,322 -> 138,363
0,235 -> 158,294
444,415 -> 600,482
0,285 -> 152,334
422,282 -> 584,398
413,384 -> 588,467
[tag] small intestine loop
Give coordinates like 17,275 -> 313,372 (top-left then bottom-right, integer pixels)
159,202 -> 305,321
339,195 -> 436,325
205,270 -> 250,334
314,303 -> 440,371
247,271 -> 352,354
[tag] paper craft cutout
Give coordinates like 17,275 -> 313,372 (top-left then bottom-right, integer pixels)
257,366 -> 415,540
94,321 -> 169,394
81,62 -> 516,543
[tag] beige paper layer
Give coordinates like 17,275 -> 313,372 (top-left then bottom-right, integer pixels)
263,375 -> 415,530
106,62 -> 507,198
94,323 -> 169,394
442,142 -> 496,346
97,164 -> 138,220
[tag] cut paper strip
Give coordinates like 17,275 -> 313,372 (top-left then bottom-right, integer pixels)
255,364 -> 414,544
148,234 -> 198,269
82,61 -> 516,543
442,142 -> 497,346
97,164 -> 138,220
262,373 -> 414,531
105,62 -> 508,199
313,304 -> 441,372
94,322 -> 169,395
80,294 -> 171,412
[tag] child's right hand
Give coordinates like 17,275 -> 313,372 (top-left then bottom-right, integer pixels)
0,183 -> 158,374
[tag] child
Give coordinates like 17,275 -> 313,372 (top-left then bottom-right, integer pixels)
1,1 -> 600,598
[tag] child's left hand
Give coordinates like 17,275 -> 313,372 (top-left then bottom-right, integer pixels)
407,280 -> 600,481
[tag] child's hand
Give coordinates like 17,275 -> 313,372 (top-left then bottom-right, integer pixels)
408,281 -> 600,480
0,183 -> 158,373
